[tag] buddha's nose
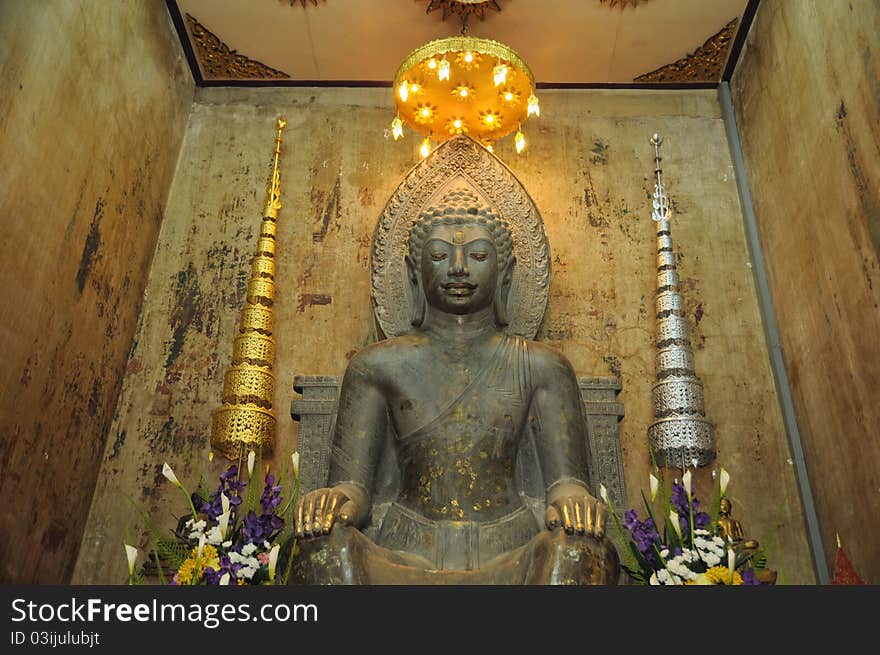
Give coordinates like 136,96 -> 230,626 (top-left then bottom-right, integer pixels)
449,248 -> 468,276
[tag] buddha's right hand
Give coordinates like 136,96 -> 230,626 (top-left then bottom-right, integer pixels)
294,484 -> 362,538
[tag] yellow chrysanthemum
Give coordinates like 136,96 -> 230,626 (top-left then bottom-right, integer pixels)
176,544 -> 219,585
705,565 -> 743,585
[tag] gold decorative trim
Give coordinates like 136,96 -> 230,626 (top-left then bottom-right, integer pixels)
422,0 -> 502,21
394,37 -> 534,88
185,13 -> 290,80
634,18 -> 738,83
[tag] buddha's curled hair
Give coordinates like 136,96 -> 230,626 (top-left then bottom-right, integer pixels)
408,188 -> 513,273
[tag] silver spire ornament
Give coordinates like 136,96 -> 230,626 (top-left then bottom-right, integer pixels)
646,134 -> 716,468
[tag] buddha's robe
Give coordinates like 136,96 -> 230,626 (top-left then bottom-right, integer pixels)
292,335 -> 619,584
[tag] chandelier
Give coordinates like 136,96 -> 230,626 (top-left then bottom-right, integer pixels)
391,35 -> 540,157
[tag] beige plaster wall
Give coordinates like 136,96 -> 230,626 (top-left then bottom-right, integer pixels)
732,0 -> 880,582
75,86 -> 814,584
0,2 -> 193,582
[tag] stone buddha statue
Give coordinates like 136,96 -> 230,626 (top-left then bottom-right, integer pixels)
291,184 -> 619,584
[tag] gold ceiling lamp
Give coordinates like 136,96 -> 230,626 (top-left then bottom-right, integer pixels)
211,117 -> 286,461
391,18 -> 538,157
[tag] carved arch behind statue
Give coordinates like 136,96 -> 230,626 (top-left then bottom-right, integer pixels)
370,134 -> 551,339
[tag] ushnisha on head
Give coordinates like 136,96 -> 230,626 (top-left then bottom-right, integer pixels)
406,188 -> 515,327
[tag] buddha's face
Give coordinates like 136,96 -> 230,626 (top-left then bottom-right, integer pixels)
419,222 -> 499,315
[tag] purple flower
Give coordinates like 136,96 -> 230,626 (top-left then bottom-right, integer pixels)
241,510 -> 284,544
203,555 -> 242,585
260,474 -> 283,514
740,568 -> 762,585
624,509 -> 640,532
670,483 -> 690,518
694,511 -> 711,530
199,465 -> 245,523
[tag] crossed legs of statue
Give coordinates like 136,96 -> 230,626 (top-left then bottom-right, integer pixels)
290,525 -> 620,585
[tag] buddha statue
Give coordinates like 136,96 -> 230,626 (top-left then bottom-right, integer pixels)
717,497 -> 759,552
291,187 -> 619,584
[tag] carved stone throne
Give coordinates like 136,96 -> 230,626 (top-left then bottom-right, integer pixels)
291,136 -> 627,539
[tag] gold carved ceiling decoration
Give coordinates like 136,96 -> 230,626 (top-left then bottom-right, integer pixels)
599,0 -> 649,8
185,13 -> 290,80
422,0 -> 503,21
634,18 -> 739,83
287,0 -> 324,6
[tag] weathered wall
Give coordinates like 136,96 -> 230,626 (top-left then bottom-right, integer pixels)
732,0 -> 880,582
75,86 -> 814,583
0,2 -> 193,582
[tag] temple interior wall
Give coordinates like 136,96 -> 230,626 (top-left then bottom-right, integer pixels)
732,0 -> 880,582
73,85 -> 815,584
0,2 -> 194,582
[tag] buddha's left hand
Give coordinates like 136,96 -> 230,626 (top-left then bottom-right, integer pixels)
545,482 -> 607,539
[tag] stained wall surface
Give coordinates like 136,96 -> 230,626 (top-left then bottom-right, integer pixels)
732,0 -> 880,582
0,2 -> 194,582
75,86 -> 815,584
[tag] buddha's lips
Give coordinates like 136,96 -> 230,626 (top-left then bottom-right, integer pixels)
442,282 -> 476,293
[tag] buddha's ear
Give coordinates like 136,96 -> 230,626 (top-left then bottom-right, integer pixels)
405,254 -> 426,327
405,254 -> 418,284
493,255 -> 516,327
502,255 -> 516,286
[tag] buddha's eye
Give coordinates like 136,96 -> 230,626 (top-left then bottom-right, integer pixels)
470,252 -> 488,261
430,252 -> 447,261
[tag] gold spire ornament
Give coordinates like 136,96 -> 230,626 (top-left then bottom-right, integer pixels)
211,117 -> 287,460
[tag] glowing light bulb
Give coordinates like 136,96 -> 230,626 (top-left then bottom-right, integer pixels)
515,129 -> 525,154
398,80 -> 409,103
486,143 -> 494,153
464,51 -> 473,63
427,58 -> 437,70
527,93 -> 540,117
438,58 -> 450,81
420,107 -> 431,118
420,138 -> 431,159
504,91 -> 514,101
459,88 -> 468,97
391,116 -> 404,141
453,119 -> 462,129
485,114 -> 495,124
493,62 -> 508,87
410,83 -> 420,93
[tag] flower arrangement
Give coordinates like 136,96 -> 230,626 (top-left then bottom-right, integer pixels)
125,449 -> 300,585
604,467 -> 776,585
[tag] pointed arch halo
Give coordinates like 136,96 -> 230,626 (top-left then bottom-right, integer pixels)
371,134 -> 550,339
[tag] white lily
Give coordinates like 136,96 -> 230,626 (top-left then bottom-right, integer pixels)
124,544 -> 138,576
162,462 -> 181,488
720,467 -> 730,496
219,572 -> 230,586
221,492 -> 230,515
649,474 -> 659,502
291,451 -> 300,478
268,544 -> 281,582
669,510 -> 682,539
247,450 -> 256,478
728,547 -> 737,583
599,483 -> 609,504
197,534 -> 206,562
682,469 -> 693,499
218,511 -> 231,539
